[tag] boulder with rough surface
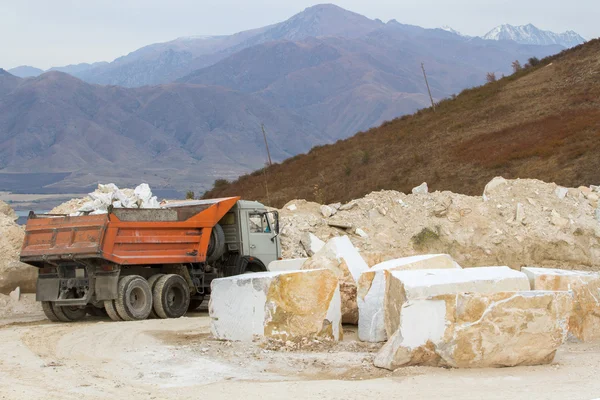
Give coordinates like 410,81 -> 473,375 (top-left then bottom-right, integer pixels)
384,266 -> 531,337
375,291 -> 573,369
301,236 -> 369,324
357,254 -> 459,342
210,269 -> 342,342
522,267 -> 600,342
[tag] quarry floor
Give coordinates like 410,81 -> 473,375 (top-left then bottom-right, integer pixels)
1,304 -> 600,400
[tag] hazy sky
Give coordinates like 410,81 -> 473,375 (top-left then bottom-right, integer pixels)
2,0 -> 598,70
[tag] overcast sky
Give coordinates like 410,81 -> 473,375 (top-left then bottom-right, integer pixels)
2,0 -> 598,70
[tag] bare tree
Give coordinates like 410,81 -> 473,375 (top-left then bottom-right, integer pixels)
486,72 -> 497,83
512,60 -> 522,73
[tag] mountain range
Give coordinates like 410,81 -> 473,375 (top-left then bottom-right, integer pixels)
0,4 -> 583,194
482,24 -> 586,48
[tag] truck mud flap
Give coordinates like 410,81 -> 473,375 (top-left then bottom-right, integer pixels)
36,277 -> 60,301
95,272 -> 119,300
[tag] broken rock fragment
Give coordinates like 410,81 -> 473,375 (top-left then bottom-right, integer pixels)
357,254 -> 459,342
210,269 -> 341,342
522,267 -> 600,342
302,236 -> 369,324
300,232 -> 325,257
383,266 -> 530,337
375,291 -> 573,369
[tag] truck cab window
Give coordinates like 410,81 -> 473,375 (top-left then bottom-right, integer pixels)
249,213 -> 264,233
249,213 -> 271,233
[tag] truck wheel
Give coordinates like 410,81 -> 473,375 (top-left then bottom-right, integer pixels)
153,274 -> 190,319
187,295 -> 205,312
52,303 -> 86,322
104,300 -> 123,321
206,224 -> 226,263
147,274 -> 165,319
114,275 -> 153,321
41,301 -> 61,322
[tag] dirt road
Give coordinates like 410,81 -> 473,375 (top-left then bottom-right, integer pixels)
1,309 -> 599,400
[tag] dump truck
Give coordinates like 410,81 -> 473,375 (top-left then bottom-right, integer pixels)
19,197 -> 281,322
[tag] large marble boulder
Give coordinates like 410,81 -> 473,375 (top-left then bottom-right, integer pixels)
522,267 -> 600,342
375,291 -> 573,369
210,269 -> 342,342
357,254 -> 459,342
301,236 -> 369,324
383,266 -> 531,337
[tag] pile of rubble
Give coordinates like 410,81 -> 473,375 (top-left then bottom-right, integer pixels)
0,201 -> 36,295
279,177 -> 600,270
52,183 -> 160,216
210,233 -> 600,369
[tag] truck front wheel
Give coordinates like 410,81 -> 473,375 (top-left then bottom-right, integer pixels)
153,274 -> 190,319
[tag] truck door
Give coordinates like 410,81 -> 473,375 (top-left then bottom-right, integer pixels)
247,211 -> 279,267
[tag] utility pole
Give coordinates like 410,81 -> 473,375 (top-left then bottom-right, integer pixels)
421,63 -> 436,112
261,123 -> 272,205
261,123 -> 273,167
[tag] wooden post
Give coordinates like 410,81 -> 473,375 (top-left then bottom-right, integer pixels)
421,63 -> 436,111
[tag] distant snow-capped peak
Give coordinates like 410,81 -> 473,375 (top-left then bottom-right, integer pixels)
440,26 -> 465,36
482,24 -> 585,48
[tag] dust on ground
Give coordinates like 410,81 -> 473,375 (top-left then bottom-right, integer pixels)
0,311 -> 599,400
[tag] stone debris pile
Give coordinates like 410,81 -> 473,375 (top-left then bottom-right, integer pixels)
69,183 -> 160,216
278,177 -> 600,271
0,201 -> 36,295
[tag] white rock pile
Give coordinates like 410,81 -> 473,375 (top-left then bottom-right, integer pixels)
278,177 -> 600,271
69,183 -> 160,216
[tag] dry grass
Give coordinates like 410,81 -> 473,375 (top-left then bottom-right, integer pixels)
204,39 -> 600,207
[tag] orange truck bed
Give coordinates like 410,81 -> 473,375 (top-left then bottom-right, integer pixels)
20,197 -> 240,267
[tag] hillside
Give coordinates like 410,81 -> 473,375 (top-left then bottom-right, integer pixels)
203,39 -> 600,207
0,71 -> 325,193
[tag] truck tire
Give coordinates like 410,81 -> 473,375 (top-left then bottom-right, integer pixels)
52,303 -> 86,322
114,275 -> 153,321
147,274 -> 165,319
206,224 -> 226,263
104,300 -> 123,321
187,295 -> 205,312
41,301 -> 61,322
153,274 -> 190,319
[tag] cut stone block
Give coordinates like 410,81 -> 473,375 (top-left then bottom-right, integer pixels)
267,258 -> 308,272
375,291 -> 573,369
302,236 -> 369,324
357,254 -> 459,342
210,269 -> 341,342
384,266 -> 530,338
522,267 -> 600,342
